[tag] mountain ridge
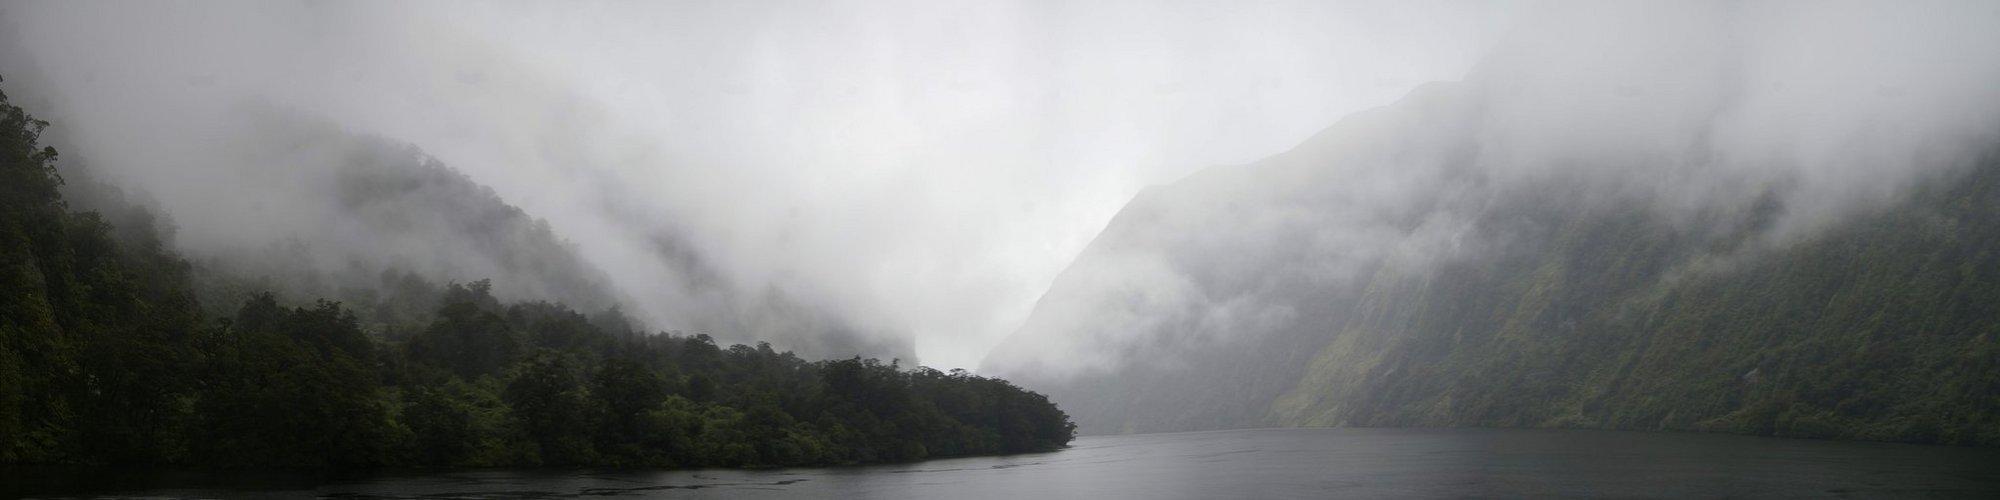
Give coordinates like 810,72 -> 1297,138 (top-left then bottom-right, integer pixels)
983,46 -> 2000,439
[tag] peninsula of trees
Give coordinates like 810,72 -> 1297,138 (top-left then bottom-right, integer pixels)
0,79 -> 1075,469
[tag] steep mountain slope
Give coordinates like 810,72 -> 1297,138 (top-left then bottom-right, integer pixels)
0,15 -> 915,363
984,4 -> 2000,442
40,103 -> 911,361
0,79 -> 1068,469
0,79 -> 209,463
990,89 -> 2000,441
1281,157 -> 2000,443
178,109 -> 621,326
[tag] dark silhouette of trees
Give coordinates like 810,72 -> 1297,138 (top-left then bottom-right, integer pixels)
0,78 -> 1075,468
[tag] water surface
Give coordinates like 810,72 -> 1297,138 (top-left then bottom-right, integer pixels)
12,428 -> 2000,499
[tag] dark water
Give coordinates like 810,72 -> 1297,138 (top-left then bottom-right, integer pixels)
11,428 -> 2000,499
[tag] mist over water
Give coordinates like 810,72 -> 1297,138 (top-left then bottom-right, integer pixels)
5,0 -> 2000,495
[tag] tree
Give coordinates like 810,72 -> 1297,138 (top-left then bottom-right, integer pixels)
504,352 -> 590,464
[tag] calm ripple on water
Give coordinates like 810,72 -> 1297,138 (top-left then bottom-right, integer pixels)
10,428 -> 2000,499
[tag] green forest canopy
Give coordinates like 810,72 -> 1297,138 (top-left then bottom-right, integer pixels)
0,77 -> 1075,469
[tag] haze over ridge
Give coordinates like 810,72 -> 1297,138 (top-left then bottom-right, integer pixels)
972,1 -> 2000,438
985,0 -> 2000,379
0,0 -> 1503,368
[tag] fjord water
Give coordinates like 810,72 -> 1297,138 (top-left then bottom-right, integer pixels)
14,428 -> 2000,499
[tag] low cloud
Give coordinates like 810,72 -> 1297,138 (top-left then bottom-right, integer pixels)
985,0 -> 2000,378
0,0 -> 1502,368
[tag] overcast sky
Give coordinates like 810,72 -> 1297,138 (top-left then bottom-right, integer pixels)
0,0 -> 1513,369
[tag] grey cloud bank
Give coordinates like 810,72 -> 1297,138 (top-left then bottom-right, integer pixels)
0,0 -> 1501,368
984,0 -> 2000,378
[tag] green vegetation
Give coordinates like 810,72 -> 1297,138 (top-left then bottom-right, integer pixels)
0,79 -> 1073,468
1044,135 -> 2000,446
1267,158 -> 2000,445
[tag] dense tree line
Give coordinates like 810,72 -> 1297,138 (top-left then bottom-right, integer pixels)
0,79 -> 1073,468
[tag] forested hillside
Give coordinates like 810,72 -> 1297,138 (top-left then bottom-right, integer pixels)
983,0 -> 2000,441
0,80 -> 1072,468
992,99 -> 2000,443
178,108 -> 621,324
1269,155 -> 2000,444
166,109 -> 913,363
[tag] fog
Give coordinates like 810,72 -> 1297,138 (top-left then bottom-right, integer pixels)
7,2 -> 1992,375
984,0 -> 2000,378
0,0 -> 1505,368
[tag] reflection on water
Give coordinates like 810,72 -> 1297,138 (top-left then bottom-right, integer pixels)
11,428 -> 2000,499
